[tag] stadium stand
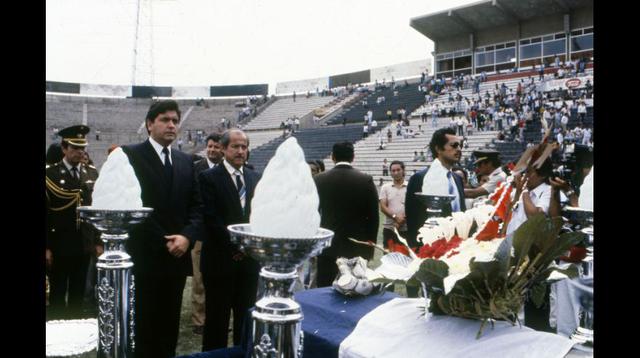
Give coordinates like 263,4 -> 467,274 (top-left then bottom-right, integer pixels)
243,95 -> 335,131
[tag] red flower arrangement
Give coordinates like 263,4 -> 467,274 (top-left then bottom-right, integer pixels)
417,235 -> 463,259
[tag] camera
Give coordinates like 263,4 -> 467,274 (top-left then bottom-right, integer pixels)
552,165 -> 573,182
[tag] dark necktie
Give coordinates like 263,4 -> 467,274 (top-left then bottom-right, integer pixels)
71,166 -> 79,180
162,147 -> 173,183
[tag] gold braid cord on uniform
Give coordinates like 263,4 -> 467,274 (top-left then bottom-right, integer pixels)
45,176 -> 83,211
46,176 -> 84,228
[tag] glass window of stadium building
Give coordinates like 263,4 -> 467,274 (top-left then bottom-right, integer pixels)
434,29 -> 592,79
435,49 -> 472,79
474,41 -> 517,75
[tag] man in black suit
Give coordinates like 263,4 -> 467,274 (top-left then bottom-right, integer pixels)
405,127 -> 466,249
314,141 -> 379,287
190,132 -> 223,335
122,100 -> 203,358
199,129 -> 261,351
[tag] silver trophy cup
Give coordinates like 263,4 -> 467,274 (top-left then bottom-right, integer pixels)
414,193 -> 455,223
77,207 -> 153,358
227,224 -> 334,358
413,194 -> 455,303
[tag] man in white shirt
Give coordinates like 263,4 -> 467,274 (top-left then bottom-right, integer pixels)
581,126 -> 592,145
379,161 -> 409,253
506,159 -> 553,236
577,102 -> 587,124
505,159 -> 554,333
560,113 -> 569,131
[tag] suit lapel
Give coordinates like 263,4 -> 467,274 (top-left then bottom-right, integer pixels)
219,166 -> 243,215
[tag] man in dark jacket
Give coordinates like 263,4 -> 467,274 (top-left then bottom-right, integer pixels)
199,129 -> 261,350
314,141 -> 379,287
122,100 -> 203,358
405,128 -> 466,248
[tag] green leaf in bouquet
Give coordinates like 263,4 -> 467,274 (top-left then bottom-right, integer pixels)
414,258 -> 449,291
531,216 -> 564,256
529,281 -> 547,308
511,214 -> 561,272
537,231 -> 587,270
469,259 -> 506,287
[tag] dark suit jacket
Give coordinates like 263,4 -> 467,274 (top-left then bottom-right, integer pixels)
193,158 -> 211,177
314,164 -> 379,260
405,167 -> 466,247
122,141 -> 203,277
198,163 -> 261,276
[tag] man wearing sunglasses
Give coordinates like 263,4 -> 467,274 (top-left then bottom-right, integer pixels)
405,127 -> 466,250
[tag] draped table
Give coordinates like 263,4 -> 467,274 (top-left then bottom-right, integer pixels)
179,287 -> 590,358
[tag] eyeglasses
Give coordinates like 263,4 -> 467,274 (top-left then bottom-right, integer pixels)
448,142 -> 462,149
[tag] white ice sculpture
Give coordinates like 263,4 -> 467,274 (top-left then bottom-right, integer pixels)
91,147 -> 143,209
250,137 -> 321,238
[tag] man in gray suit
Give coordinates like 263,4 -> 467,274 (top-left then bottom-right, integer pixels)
314,141 -> 379,287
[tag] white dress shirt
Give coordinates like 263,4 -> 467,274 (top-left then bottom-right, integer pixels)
148,137 -> 172,165
506,183 -> 551,236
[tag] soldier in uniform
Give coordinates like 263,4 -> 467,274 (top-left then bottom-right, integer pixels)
46,125 -> 103,319
464,149 -> 508,199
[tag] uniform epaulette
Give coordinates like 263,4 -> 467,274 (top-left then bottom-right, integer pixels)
88,164 -> 96,169
46,164 -> 50,169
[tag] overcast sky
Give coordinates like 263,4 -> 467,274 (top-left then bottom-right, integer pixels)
46,0 -> 477,93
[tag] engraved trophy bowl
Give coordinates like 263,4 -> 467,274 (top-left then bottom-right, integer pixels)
227,224 -> 334,358
77,207 -> 153,358
414,193 -> 455,223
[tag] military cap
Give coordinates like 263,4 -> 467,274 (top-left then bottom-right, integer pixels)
59,125 -> 90,147
472,149 -> 500,165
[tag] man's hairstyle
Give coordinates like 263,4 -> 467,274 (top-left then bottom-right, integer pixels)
332,141 -> 354,162
534,158 -> 554,183
390,160 -> 405,171
220,129 -> 249,148
146,100 -> 181,122
429,127 -> 457,159
206,132 -> 222,143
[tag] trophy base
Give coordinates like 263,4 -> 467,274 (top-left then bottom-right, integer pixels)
252,297 -> 303,358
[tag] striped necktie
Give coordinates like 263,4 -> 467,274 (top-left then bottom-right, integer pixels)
235,170 -> 246,209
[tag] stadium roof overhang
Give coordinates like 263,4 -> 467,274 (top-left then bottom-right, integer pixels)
410,0 -> 593,42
